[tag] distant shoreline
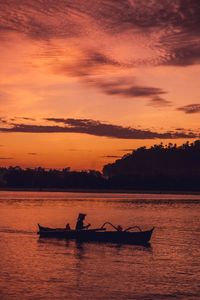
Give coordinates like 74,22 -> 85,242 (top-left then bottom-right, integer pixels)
0,188 -> 200,195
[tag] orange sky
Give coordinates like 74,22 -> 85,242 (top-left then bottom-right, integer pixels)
0,1 -> 200,170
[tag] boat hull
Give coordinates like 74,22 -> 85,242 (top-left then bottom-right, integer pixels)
37,226 -> 154,245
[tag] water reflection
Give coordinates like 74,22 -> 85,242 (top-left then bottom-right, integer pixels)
37,237 -> 152,255
1,191 -> 200,300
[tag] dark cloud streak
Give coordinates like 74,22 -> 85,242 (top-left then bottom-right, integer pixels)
87,77 -> 170,104
27,152 -> 38,155
0,118 -> 198,139
177,104 -> 200,114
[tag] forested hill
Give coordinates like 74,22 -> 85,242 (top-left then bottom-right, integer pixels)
103,141 -> 200,177
103,140 -> 200,190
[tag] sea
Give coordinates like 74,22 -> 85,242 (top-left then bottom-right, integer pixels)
0,191 -> 200,300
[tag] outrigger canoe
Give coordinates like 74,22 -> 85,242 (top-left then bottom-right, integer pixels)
37,222 -> 154,245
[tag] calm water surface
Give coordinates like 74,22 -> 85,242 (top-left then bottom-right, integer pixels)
0,191 -> 200,300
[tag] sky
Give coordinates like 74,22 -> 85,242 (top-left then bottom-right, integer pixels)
0,0 -> 200,170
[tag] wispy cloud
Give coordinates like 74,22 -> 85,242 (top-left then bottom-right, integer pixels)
177,104 -> 200,114
148,96 -> 172,107
27,152 -> 38,155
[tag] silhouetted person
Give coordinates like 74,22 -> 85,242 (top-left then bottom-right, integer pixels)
75,213 -> 91,230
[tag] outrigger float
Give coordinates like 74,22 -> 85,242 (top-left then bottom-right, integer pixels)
37,222 -> 154,245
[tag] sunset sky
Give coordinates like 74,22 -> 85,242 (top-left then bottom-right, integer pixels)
0,0 -> 200,170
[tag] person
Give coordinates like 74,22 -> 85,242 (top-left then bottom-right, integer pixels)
75,213 -> 91,230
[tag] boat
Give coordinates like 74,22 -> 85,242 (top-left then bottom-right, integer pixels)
37,222 -> 154,245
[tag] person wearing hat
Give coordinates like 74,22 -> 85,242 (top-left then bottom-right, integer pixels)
75,213 -> 91,230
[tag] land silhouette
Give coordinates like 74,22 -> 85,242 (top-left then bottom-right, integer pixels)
1,140 -> 200,191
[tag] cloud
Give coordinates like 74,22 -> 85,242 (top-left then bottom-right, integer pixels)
45,118 -> 67,123
148,96 -> 172,107
0,157 -> 14,160
101,84 -> 165,98
177,104 -> 200,113
165,44 -> 200,66
0,118 -> 198,139
20,117 -> 36,121
1,1 -> 200,37
9,117 -> 36,123
0,1 -> 84,39
87,77 -> 170,103
84,50 -> 119,69
56,49 -> 120,78
57,56 -> 169,103
1,0 -> 199,113
0,0 -> 200,68
27,152 -> 38,155
0,118 -> 8,124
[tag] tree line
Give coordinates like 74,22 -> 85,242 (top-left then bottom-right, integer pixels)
1,140 -> 200,191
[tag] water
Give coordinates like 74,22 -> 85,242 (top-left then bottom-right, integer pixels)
0,191 -> 200,300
